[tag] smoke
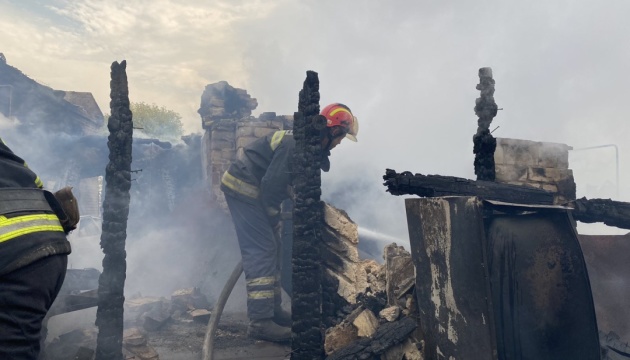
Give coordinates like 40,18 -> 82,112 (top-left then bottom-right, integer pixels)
0,113 -> 20,130
3,118 -> 247,315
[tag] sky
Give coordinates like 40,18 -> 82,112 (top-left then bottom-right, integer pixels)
1,0 -> 630,241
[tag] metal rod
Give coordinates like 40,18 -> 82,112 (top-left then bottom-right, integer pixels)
570,144 -> 619,198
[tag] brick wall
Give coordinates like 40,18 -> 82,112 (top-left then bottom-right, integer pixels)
198,81 -> 293,210
494,138 -> 576,204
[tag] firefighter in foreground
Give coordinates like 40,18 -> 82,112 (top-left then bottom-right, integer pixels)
0,138 -> 78,359
221,103 -> 359,342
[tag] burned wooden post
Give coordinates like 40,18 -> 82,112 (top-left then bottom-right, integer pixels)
473,67 -> 498,181
572,197 -> 630,229
384,169 -> 630,230
95,61 -> 133,360
291,70 -> 326,359
383,169 -> 555,205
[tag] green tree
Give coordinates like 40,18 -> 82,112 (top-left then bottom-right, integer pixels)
129,102 -> 184,140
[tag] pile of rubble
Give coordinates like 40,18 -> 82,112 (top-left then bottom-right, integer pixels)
45,288 -> 215,360
321,203 -> 423,359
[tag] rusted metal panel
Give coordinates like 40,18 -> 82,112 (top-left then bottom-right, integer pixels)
405,197 -> 497,360
486,206 -> 600,360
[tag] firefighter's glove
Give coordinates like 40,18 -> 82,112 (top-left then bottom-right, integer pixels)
266,206 -> 281,227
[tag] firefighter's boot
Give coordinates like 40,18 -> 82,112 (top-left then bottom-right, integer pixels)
273,307 -> 292,327
247,318 -> 291,343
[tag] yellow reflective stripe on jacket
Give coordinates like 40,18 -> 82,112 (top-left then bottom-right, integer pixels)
270,131 -> 287,151
221,171 -> 259,199
246,276 -> 275,287
34,176 -> 44,188
247,290 -> 275,299
0,214 -> 64,243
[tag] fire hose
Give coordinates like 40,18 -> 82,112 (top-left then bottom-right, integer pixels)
201,261 -> 244,360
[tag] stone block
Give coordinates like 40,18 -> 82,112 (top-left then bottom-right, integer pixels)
401,339 -> 424,360
236,126 -> 254,137
495,164 -> 528,183
364,260 -> 387,294
190,309 -> 211,323
324,319 -> 359,355
236,136 -> 258,149
125,297 -> 162,315
384,243 -> 415,306
212,130 -> 235,142
265,119 -> 284,129
507,181 -> 541,189
496,138 -> 539,166
259,112 -> 277,121
527,167 -> 573,184
324,203 -> 359,244
324,306 -> 370,355
254,127 -> 276,138
210,150 -> 223,162
210,139 -> 234,150
494,143 -> 505,165
222,149 -> 235,161
542,183 -> 558,193
325,269 -> 357,303
171,287 -> 210,312
352,309 -> 379,337
322,227 -> 360,263
379,306 -> 401,322
538,142 -> 571,169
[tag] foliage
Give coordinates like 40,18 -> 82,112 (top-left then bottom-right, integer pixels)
130,102 -> 184,140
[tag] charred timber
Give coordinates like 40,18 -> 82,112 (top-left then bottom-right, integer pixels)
383,169 -> 555,205
325,317 -> 417,360
291,70 -> 326,359
473,67 -> 498,181
573,197 -> 630,230
95,61 -> 133,360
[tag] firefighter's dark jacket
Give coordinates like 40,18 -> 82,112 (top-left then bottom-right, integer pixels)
221,130 -> 296,216
0,138 -> 71,276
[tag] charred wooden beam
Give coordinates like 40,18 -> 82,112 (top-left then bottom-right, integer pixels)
573,197 -> 630,230
95,61 -> 133,360
383,169 -> 555,205
473,67 -> 498,181
325,317 -> 417,360
291,70 -> 326,359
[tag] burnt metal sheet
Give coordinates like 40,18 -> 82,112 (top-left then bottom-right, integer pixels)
579,233 -> 630,341
406,197 -> 497,360
486,208 -> 601,360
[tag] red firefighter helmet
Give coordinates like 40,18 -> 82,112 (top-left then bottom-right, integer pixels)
320,103 -> 359,142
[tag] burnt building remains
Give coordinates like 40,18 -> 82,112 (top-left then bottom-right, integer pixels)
3,54 -> 630,360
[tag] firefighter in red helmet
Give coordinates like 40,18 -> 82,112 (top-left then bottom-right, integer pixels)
221,103 -> 358,342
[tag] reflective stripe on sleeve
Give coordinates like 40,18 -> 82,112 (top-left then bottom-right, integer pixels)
221,171 -> 259,199
270,131 -> 287,151
0,214 -> 64,243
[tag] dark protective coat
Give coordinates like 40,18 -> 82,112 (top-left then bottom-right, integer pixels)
220,130 -> 294,319
0,138 -> 71,275
0,137 -> 70,359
